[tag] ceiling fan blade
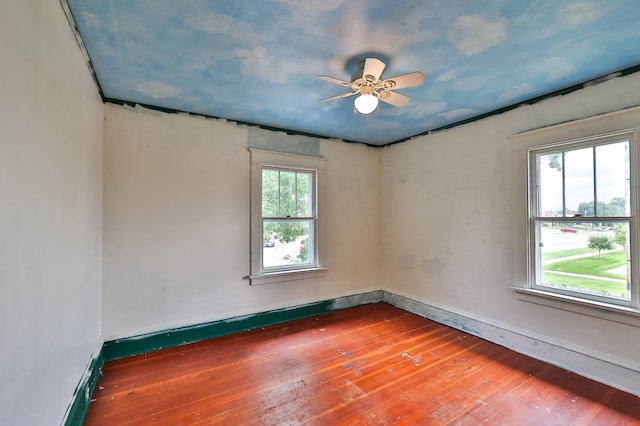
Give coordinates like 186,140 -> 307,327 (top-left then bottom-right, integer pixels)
378,90 -> 410,107
381,71 -> 425,90
363,58 -> 386,82
320,91 -> 357,102
318,75 -> 351,87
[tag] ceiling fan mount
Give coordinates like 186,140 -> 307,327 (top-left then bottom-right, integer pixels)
318,58 -> 424,114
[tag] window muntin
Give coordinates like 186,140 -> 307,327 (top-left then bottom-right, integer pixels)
529,135 -> 635,307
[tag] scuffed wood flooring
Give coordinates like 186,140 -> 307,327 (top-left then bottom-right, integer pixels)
84,303 -> 640,425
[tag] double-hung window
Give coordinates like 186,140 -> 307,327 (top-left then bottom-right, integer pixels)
527,130 -> 638,311
249,149 -> 326,285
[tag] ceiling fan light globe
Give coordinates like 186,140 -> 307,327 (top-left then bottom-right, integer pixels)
354,94 -> 378,114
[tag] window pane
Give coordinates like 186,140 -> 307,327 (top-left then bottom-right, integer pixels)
263,220 -> 313,268
565,147 -> 594,217
296,172 -> 312,217
537,152 -> 564,217
596,141 -> 630,217
262,169 -> 279,217
263,169 -> 314,218
536,221 -> 630,301
278,171 -> 297,217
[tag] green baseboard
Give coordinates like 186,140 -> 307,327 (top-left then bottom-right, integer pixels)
63,348 -> 104,426
103,294 -> 380,361
64,290 -> 382,425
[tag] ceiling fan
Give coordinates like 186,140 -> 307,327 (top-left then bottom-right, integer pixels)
318,58 -> 425,115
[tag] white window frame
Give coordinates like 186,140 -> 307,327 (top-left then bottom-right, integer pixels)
527,131 -> 637,307
248,149 -> 327,285
511,108 -> 640,326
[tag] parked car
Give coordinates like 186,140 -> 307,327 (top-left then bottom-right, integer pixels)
560,227 -> 577,233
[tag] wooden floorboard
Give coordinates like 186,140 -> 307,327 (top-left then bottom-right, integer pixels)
84,303 -> 640,425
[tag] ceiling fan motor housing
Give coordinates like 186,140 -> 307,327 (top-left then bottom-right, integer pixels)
359,85 -> 375,96
318,57 -> 424,109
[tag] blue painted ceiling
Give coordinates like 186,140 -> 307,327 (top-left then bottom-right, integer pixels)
65,0 -> 640,146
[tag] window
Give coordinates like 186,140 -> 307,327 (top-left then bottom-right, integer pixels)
249,149 -> 326,285
526,130 -> 639,310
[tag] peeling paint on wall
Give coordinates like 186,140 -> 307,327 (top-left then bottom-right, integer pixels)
421,257 -> 448,274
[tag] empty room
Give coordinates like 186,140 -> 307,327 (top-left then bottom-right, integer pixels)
2,1 -> 640,425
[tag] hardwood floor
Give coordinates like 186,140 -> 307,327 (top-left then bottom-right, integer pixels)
84,303 -> 640,425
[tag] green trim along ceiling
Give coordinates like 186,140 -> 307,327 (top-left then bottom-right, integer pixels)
64,1 -> 640,146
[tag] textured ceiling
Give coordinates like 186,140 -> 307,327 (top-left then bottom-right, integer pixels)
65,0 -> 640,146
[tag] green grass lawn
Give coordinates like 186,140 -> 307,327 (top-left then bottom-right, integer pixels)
543,251 -> 627,279
541,250 -> 629,298
542,247 -> 599,260
541,272 -> 630,299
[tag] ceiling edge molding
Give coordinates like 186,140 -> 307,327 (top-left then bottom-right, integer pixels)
104,98 -> 365,147
59,0 -> 106,101
382,64 -> 640,148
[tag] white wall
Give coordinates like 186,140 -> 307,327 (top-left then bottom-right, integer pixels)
381,73 -> 640,391
102,105 -> 381,339
0,2 -> 103,425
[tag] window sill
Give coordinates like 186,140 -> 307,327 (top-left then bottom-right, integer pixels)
512,287 -> 640,327
247,267 -> 328,285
